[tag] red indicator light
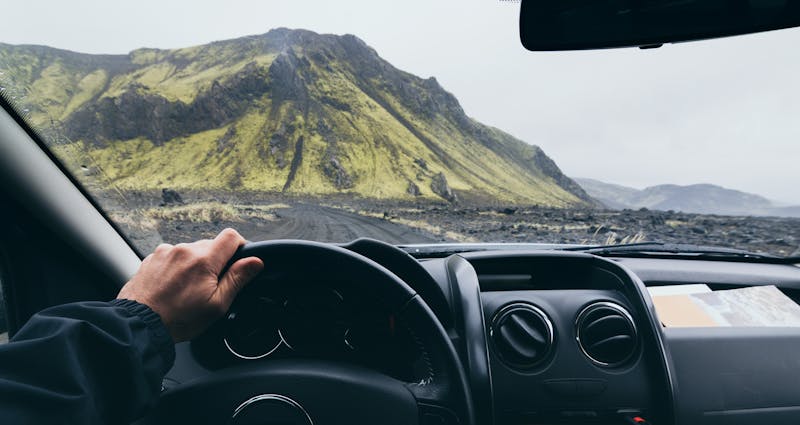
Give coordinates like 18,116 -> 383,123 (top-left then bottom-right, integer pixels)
633,417 -> 646,423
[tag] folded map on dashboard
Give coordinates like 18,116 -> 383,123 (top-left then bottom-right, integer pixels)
649,285 -> 800,327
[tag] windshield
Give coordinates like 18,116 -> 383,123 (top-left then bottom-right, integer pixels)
1,1 -> 799,257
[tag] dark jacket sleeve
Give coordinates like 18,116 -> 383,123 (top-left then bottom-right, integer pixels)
0,299 -> 175,425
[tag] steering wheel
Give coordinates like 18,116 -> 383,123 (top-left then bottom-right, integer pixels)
143,240 -> 475,425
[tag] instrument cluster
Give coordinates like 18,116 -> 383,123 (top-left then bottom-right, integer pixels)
196,275 -> 428,382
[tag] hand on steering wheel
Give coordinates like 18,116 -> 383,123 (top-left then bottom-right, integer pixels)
141,240 -> 475,425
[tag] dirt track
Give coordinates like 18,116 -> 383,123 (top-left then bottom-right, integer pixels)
246,203 -> 438,243
153,202 -> 439,248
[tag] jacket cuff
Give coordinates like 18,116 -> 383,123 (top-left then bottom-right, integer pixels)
110,299 -> 176,372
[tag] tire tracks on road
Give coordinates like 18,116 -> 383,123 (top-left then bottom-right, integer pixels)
248,203 -> 440,244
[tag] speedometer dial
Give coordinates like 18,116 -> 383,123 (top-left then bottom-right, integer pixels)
224,296 -> 283,360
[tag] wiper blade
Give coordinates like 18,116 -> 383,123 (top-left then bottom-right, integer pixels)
564,241 -> 767,256
564,242 -> 800,264
399,243 -> 581,258
397,242 -> 800,264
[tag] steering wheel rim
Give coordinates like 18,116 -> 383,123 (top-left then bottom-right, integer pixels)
144,240 -> 475,425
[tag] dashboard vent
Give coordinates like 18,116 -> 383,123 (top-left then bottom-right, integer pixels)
576,302 -> 638,367
490,303 -> 554,369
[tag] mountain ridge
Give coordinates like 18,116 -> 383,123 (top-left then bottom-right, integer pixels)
575,177 -> 800,217
0,28 -> 596,206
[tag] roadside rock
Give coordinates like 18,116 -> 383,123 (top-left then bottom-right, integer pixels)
431,172 -> 457,203
159,188 -> 184,206
407,181 -> 421,196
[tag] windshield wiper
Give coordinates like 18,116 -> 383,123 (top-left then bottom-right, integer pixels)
398,241 -> 800,264
564,242 -> 800,264
399,242 -> 581,258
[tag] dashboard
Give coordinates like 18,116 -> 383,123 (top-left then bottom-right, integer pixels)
160,242 -> 800,425
423,252 -> 671,425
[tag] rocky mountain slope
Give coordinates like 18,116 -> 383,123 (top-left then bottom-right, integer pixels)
0,29 -> 595,206
575,178 -> 799,217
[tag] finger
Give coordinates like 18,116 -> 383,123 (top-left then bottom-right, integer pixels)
190,239 -> 214,249
153,243 -> 174,256
208,228 -> 247,269
214,257 -> 264,312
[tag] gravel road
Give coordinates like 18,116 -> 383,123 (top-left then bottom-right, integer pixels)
154,202 -> 438,247
246,203 -> 437,243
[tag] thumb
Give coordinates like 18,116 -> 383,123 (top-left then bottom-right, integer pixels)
216,257 -> 264,309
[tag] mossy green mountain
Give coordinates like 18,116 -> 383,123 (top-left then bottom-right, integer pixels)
0,28 -> 595,206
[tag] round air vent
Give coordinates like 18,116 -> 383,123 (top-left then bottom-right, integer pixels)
576,302 -> 638,367
490,303 -> 554,369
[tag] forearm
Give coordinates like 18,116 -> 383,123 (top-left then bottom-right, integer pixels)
0,300 -> 175,425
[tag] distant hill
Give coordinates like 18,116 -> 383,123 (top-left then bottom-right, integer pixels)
575,178 -> 800,217
572,178 -> 639,210
0,29 -> 595,207
768,205 -> 800,217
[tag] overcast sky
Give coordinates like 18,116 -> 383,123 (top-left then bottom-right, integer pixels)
2,0 -> 799,203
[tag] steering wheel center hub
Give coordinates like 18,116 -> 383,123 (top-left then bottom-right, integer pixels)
231,394 -> 313,425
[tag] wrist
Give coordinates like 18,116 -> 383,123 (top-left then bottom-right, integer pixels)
110,299 -> 176,369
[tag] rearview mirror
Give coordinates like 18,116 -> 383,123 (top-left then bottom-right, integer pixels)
520,0 -> 800,51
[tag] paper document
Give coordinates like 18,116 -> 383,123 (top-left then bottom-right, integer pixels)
647,284 -> 711,297
651,285 -> 800,327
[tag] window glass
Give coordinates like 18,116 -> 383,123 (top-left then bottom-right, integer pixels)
1,1 -> 799,258
0,264 -> 8,344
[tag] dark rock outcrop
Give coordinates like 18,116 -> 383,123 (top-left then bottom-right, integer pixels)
321,155 -> 354,189
431,172 -> 457,203
529,147 -> 599,206
268,50 -> 310,103
407,181 -> 421,196
160,188 -> 184,206
65,62 -> 270,145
